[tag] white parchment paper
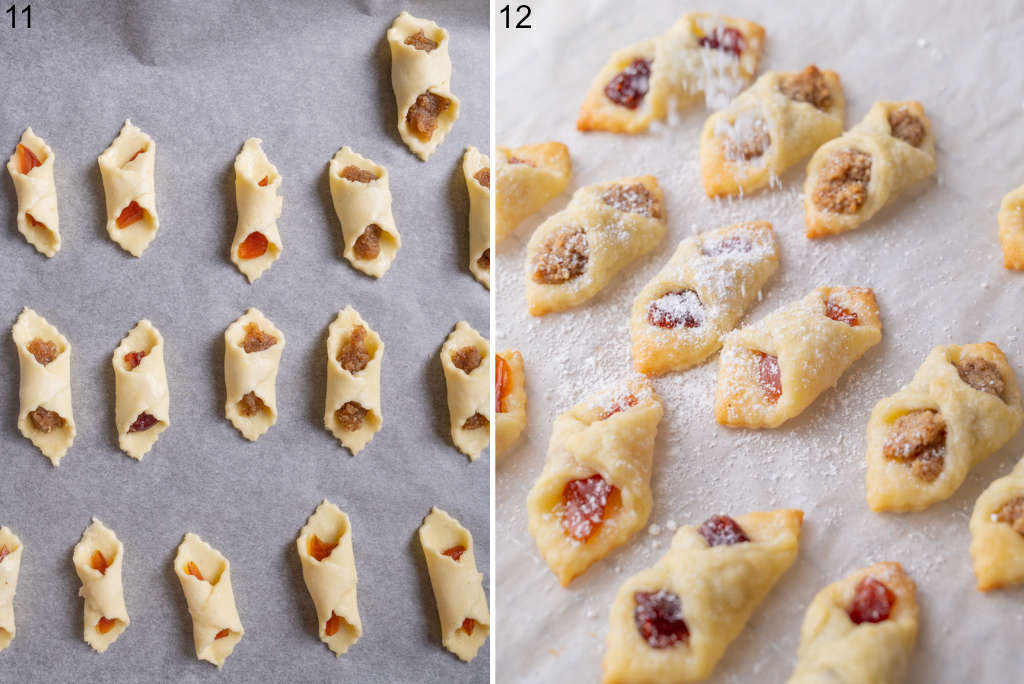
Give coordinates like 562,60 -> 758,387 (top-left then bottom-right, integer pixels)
0,1 -> 488,682
496,1 -> 1024,682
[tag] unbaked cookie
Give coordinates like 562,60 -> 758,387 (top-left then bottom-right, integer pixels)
441,321 -> 490,461
495,142 -> 571,244
296,500 -> 362,655
787,562 -> 918,684
13,307 -> 76,465
224,308 -> 285,441
72,519 -> 130,653
602,509 -> 802,684
324,307 -> 383,455
631,221 -> 779,376
715,287 -> 882,428
113,319 -> 169,460
173,533 -> 244,669
6,127 -> 60,257
0,526 -> 23,653
387,12 -> 460,160
804,101 -> 935,238
578,13 -> 765,133
525,175 -> 667,316
98,120 -> 159,257
527,377 -> 662,585
700,66 -> 844,197
231,138 -> 282,282
419,507 -> 490,662
463,146 -> 490,288
328,146 -> 402,278
866,342 -> 1023,512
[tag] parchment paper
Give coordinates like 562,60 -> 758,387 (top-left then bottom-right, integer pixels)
0,1 -> 488,682
496,1 -> 1024,682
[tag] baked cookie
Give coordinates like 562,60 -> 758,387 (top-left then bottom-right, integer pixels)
525,175 -> 667,316
997,184 -> 1024,269
715,287 -> 882,428
787,562 -> 918,684
865,343 -> 1023,512
804,101 -> 936,238
602,510 -> 802,684
6,127 -> 60,257
970,458 -> 1024,591
387,12 -> 460,160
577,13 -> 765,133
630,221 -> 779,376
700,66 -> 844,197
496,142 -> 571,244
495,349 -> 526,457
527,377 -> 663,586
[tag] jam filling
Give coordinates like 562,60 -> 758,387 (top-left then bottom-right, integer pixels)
604,58 -> 651,110
633,590 -> 689,648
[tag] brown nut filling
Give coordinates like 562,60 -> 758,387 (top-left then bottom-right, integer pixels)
477,248 -> 490,271
600,183 -> 661,218
883,409 -> 946,482
995,496 -> 1024,535
338,325 -> 371,373
335,401 -> 368,431
353,224 -> 382,260
451,345 -> 482,374
954,357 -> 1005,400
724,118 -> 771,162
474,167 -> 490,189
340,165 -> 378,183
888,108 -> 926,147
241,323 -> 277,353
404,30 -> 437,52
779,66 -> 832,109
29,406 -> 65,433
462,412 -> 489,430
27,338 -> 58,365
532,226 -> 589,284
238,391 -> 267,417
812,149 -> 872,214
406,92 -> 451,142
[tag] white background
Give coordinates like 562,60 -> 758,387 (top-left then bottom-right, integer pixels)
495,1 -> 1024,681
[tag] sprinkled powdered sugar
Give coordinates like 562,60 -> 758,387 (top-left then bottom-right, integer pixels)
495,4 -> 1018,681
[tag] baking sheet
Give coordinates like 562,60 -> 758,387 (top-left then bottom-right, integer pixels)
495,1 -> 1024,682
0,1 -> 489,682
